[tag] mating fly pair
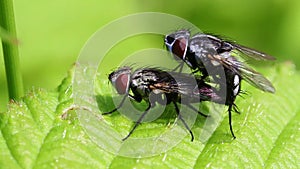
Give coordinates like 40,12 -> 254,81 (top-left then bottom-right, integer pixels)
104,30 -> 276,141
165,30 -> 276,138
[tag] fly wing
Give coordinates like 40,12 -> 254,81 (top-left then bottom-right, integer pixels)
147,70 -> 226,103
158,73 -> 221,102
221,57 -> 276,93
231,43 -> 276,61
150,72 -> 196,95
147,71 -> 211,98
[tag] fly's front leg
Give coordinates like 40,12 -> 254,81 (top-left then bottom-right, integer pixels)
122,102 -> 152,141
102,94 -> 128,115
102,92 -> 143,115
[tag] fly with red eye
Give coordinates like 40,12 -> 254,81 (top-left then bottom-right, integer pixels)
164,30 -> 276,93
165,30 -> 276,139
103,67 -> 231,141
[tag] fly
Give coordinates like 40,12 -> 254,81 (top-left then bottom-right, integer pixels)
103,67 -> 240,141
164,29 -> 276,93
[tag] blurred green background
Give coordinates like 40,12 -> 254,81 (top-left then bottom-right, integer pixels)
1,0 -> 300,111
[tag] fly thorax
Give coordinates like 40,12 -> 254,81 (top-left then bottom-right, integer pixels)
131,78 -> 148,96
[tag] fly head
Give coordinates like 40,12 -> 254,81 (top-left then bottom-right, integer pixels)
109,67 -> 131,95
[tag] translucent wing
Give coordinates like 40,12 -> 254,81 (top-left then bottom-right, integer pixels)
220,57 -> 275,93
203,34 -> 276,61
231,43 -> 276,61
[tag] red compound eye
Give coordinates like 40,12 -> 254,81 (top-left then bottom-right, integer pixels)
172,38 -> 187,60
115,74 -> 130,94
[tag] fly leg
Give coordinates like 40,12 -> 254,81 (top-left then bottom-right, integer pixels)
173,101 -> 194,142
122,103 -> 152,141
228,104 -> 236,139
102,94 -> 128,115
102,93 -> 142,115
186,104 -> 209,117
233,103 -> 240,114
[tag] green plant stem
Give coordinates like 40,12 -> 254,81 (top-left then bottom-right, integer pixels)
0,0 -> 24,100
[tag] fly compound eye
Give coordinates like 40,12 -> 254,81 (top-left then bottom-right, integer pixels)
172,38 -> 188,60
165,30 -> 190,61
114,73 -> 130,95
109,67 -> 131,95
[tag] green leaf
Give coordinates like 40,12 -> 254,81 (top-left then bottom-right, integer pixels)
0,68 -> 114,169
0,62 -> 299,168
